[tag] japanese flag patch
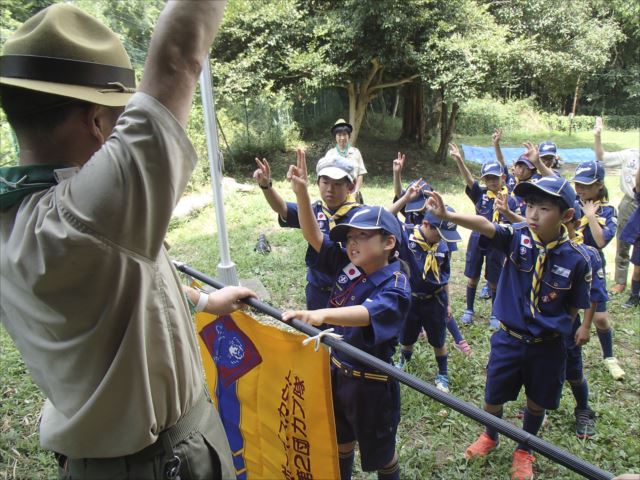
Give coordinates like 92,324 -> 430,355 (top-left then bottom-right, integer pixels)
342,262 -> 361,280
317,212 -> 327,221
521,235 -> 533,248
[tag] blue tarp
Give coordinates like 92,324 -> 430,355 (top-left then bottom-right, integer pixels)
460,145 -> 595,165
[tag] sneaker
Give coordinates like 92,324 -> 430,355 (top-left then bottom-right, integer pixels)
511,449 -> 535,480
479,282 -> 491,299
622,294 -> 640,308
489,315 -> 500,331
464,432 -> 498,459
575,408 -> 596,439
435,374 -> 450,393
609,283 -> 626,295
603,357 -> 625,380
454,339 -> 473,357
461,309 -> 474,325
395,356 -> 407,370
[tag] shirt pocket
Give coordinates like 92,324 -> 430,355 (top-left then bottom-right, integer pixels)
538,273 -> 572,312
509,251 -> 534,272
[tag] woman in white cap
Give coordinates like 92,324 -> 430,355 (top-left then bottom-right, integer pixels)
326,118 -> 368,202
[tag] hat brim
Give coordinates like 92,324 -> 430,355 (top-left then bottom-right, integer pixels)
515,159 -> 535,169
480,171 -> 502,179
571,175 -> 598,185
1,77 -> 133,107
405,197 -> 427,213
435,227 -> 461,243
513,180 -> 572,208
317,167 -> 354,183
331,122 -> 353,135
329,223 -> 382,243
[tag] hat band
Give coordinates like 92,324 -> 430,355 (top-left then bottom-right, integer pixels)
0,54 -> 135,90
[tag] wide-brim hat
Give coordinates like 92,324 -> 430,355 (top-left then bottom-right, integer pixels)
0,4 -> 135,107
331,118 -> 353,136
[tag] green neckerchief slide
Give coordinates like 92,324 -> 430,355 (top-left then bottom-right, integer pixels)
0,164 -> 75,210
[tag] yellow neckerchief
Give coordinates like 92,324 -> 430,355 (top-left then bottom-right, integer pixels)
576,200 -> 607,234
320,200 -> 359,230
411,225 -> 440,282
571,230 -> 584,245
529,225 -> 569,317
486,186 -> 509,222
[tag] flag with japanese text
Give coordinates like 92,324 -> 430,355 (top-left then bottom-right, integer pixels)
196,310 -> 339,480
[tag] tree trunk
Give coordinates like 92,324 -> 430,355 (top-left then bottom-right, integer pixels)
435,101 -> 460,164
400,81 -> 425,145
392,87 -> 400,118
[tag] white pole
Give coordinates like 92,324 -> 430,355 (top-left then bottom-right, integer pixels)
199,58 -> 239,286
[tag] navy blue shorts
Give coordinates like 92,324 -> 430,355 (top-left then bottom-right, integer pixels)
305,282 -> 331,310
331,366 -> 400,471
631,240 -> 640,266
595,301 -> 607,313
464,234 -> 504,284
399,290 -> 447,348
564,319 -> 583,381
485,329 -> 566,410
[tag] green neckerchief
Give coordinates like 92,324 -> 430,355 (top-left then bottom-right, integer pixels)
0,164 -> 69,210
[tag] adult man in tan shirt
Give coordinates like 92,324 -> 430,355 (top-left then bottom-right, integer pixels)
0,2 -> 255,478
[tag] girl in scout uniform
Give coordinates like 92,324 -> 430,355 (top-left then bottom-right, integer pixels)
620,167 -> 640,308
254,152 -> 361,310
572,160 -> 625,380
390,186 -> 465,391
449,143 -> 518,329
282,150 -> 410,480
428,171 -> 591,480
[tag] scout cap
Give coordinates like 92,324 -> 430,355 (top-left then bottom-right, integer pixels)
330,206 -> 402,245
572,200 -> 583,221
538,141 -> 558,158
316,153 -> 355,182
423,206 -> 461,243
0,4 -> 135,107
571,160 -> 605,185
514,154 -> 535,170
514,176 -> 576,209
480,161 -> 503,178
331,118 -> 353,136
405,179 -> 433,213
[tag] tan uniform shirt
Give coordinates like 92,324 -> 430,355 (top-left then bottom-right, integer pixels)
1,93 -> 205,458
327,146 -> 367,179
600,149 -> 639,200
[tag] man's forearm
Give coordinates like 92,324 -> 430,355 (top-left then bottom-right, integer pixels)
594,133 -> 605,162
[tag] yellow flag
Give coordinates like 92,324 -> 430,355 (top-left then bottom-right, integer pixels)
196,310 -> 339,480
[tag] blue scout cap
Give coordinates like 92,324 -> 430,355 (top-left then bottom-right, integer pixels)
571,160 -> 605,185
423,206 -> 462,243
538,141 -> 557,158
480,161 -> 503,178
405,179 -> 433,213
513,176 -> 576,209
330,206 -> 402,244
316,153 -> 355,182
514,154 -> 535,170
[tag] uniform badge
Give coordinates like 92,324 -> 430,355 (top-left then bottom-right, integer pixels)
520,235 -> 532,248
549,291 -> 557,301
338,274 -> 348,284
585,271 -> 592,282
551,265 -> 571,278
317,212 -> 327,220
317,220 -> 326,230
409,241 -> 416,249
597,268 -> 604,279
542,295 -> 549,303
520,246 -> 527,255
342,262 -> 361,280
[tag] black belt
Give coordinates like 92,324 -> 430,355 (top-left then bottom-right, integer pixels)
500,323 -> 560,344
412,287 -> 444,300
331,356 -> 389,382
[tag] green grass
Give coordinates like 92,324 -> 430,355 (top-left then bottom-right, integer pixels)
2,140 -> 639,479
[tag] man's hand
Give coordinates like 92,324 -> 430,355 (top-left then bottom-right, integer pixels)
492,128 -> 502,146
574,323 -> 591,347
209,286 -> 257,315
282,309 -> 325,327
287,148 -> 308,195
253,157 -> 271,188
593,116 -> 603,137
449,143 -> 462,162
393,152 -> 406,174
425,190 -> 449,219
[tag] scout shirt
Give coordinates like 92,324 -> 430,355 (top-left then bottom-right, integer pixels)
279,200 -> 360,289
577,201 -> 617,262
0,93 -> 218,459
578,243 -> 609,306
488,222 -> 591,338
398,224 -> 451,295
311,237 -> 411,371
466,181 -> 519,223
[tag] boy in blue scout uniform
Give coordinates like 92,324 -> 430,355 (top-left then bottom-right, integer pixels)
572,160 -> 625,380
562,202 -> 607,439
426,173 -> 591,480
449,143 -> 519,329
620,167 -> 640,308
389,185 -> 464,392
538,141 -> 562,175
253,152 -> 361,310
282,150 -> 411,480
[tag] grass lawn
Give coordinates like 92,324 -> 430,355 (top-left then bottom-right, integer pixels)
1,130 -> 639,479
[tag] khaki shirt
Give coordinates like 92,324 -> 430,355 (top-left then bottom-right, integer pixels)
327,146 -> 367,179
1,93 -> 205,458
600,149 -> 639,200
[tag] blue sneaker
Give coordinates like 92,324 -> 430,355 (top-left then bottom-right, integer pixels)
435,374 -> 450,393
479,282 -> 491,299
489,315 -> 500,331
461,309 -> 474,325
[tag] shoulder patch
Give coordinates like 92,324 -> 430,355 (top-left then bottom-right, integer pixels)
585,270 -> 592,283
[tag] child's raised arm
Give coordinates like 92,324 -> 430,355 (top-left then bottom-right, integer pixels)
426,190 -> 496,238
449,143 -> 475,189
288,148 -> 324,252
389,181 -> 421,215
492,128 -> 505,168
523,141 -> 554,177
392,152 -> 406,199
253,158 -> 287,218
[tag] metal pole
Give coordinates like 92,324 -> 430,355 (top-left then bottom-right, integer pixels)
174,261 -> 616,480
199,58 -> 238,286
